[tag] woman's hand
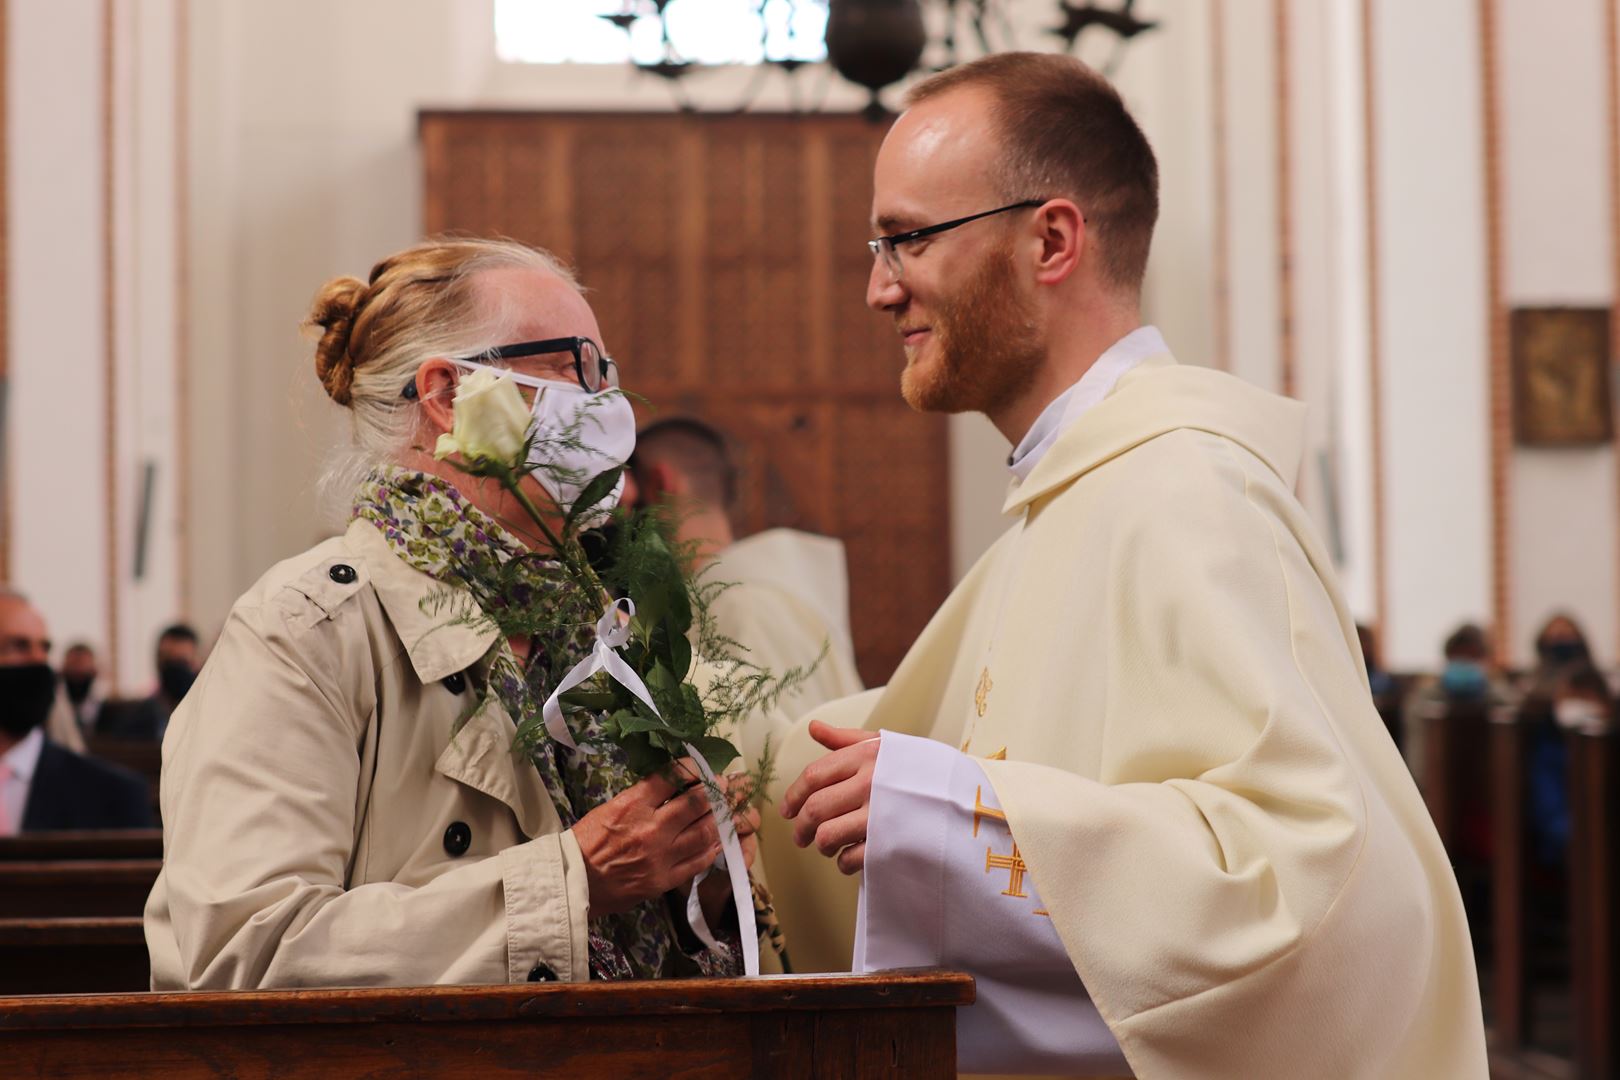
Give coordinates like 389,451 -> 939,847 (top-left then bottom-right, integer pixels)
571,760 -> 723,916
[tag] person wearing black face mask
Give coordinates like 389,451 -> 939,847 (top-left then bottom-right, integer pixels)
0,589 -> 153,835
97,623 -> 202,742
60,642 -> 104,731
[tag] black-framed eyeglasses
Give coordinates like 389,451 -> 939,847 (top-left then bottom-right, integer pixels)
867,199 -> 1045,279
403,335 -> 620,399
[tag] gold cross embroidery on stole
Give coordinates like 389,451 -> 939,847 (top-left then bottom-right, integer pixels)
985,842 -> 1029,898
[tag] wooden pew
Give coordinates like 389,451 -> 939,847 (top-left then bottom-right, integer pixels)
1488,715 -> 1530,1052
1422,698 -> 1496,867
0,860 -> 160,919
0,829 -> 162,862
0,917 -> 148,995
1566,727 -> 1617,1080
0,970 -> 974,1077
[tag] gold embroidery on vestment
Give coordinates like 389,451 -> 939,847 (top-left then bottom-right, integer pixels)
1033,909 -> 1051,917
974,667 -> 993,718
986,746 -> 1007,760
985,841 -> 1029,898
972,785 -> 1007,838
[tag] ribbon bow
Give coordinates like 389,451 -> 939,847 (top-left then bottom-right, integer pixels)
539,599 -> 760,976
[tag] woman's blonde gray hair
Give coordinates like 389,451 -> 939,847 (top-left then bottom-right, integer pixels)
305,236 -> 581,517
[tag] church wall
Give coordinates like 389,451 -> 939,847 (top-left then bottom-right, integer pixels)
1496,0 -> 1618,666
7,0 -> 188,693
6,0 -> 112,669
1368,0 -> 1494,670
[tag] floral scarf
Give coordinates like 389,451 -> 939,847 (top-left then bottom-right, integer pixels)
354,468 -> 739,980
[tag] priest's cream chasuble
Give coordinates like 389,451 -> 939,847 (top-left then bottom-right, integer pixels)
778,355 -> 1488,1078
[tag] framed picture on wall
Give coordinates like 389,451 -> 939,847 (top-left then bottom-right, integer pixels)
1510,306 -> 1613,446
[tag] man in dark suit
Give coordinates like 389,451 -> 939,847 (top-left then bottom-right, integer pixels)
1,588 -> 154,834
96,623 -> 201,742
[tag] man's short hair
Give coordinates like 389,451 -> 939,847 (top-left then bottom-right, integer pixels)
633,418 -> 738,509
1443,623 -> 1488,661
907,51 -> 1160,292
158,623 -> 199,648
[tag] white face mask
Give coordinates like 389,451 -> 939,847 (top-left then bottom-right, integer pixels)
453,361 -> 636,526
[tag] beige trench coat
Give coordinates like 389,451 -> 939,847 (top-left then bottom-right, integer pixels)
144,519 -> 591,989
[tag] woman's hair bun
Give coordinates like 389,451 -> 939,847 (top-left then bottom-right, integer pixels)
307,276 -> 368,406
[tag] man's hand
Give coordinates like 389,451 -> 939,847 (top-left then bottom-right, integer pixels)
778,720 -> 881,875
572,759 -> 721,916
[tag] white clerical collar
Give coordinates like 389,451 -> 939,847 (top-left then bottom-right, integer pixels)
1007,325 -> 1169,481
1,725 -> 45,783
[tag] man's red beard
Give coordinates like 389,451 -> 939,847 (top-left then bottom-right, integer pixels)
899,245 -> 1043,416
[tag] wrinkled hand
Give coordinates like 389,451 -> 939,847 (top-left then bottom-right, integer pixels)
572,759 -> 721,917
697,774 -> 762,928
778,720 -> 881,875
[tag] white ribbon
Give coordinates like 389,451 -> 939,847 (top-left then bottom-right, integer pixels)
540,599 -> 760,977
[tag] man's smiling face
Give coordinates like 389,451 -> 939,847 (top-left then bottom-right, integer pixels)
865,87 -> 1043,418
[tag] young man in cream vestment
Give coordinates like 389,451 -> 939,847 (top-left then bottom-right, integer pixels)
778,53 -> 1488,1078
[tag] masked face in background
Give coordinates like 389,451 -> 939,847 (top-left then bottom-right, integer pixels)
0,663 -> 57,738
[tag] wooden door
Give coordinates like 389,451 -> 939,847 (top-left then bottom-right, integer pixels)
420,112 -> 950,686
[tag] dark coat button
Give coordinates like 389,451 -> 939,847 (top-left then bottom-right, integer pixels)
527,962 -> 558,982
442,671 -> 466,695
328,564 -> 357,584
443,821 -> 472,857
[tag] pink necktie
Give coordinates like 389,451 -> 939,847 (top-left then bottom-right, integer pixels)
0,763 -> 13,836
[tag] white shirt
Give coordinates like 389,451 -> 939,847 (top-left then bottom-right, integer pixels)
1007,324 -> 1169,481
0,726 -> 45,836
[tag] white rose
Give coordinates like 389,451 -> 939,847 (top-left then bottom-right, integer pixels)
433,367 -> 531,468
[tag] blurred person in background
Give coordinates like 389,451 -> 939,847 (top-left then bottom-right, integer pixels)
0,588 -> 153,834
98,623 -> 202,741
1401,622 -> 1512,785
59,642 -> 105,733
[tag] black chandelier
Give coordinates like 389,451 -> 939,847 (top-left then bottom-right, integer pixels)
590,0 -> 1159,116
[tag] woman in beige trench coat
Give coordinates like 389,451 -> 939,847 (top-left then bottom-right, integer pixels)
145,238 -> 748,989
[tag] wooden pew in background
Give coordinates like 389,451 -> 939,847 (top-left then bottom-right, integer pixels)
1422,699 -> 1495,864
0,860 -> 160,919
1566,726 -> 1617,1080
0,970 -> 974,1078
0,918 -> 148,995
1488,715 -> 1530,1053
0,829 -> 161,862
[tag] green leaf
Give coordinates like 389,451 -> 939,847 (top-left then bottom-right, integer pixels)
666,629 -> 693,681
622,732 -> 669,776
645,662 -> 678,695
686,734 -> 740,775
559,689 -> 618,711
563,467 -> 624,532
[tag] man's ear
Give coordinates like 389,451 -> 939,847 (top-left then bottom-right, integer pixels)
1031,198 -> 1084,286
640,461 -> 686,504
415,358 -> 459,435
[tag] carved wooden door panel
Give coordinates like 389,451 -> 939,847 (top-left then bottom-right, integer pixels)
420,112 -> 949,687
